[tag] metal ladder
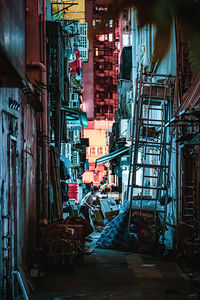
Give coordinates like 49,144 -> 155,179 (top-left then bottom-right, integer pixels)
181,152 -> 199,240
127,70 -> 175,245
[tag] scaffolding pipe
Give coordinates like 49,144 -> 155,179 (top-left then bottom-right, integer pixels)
12,271 -> 29,300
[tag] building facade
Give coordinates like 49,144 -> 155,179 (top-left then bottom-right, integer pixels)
82,0 -> 119,186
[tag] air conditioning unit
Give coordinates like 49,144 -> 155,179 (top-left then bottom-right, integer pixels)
126,90 -> 133,103
70,93 -> 80,108
73,130 -> 80,143
120,119 -> 128,138
126,118 -> 133,141
71,151 -> 80,166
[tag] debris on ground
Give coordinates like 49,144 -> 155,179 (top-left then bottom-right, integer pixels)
38,216 -> 94,267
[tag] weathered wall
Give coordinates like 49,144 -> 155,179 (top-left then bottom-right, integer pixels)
0,88 -> 22,297
0,85 -> 38,300
21,101 -> 38,268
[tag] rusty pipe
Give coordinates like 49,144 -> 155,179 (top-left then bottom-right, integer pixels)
26,61 -> 48,219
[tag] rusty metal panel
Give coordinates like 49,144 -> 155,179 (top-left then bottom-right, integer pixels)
0,0 -> 25,86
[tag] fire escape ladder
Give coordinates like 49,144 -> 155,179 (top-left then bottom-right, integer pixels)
127,69 -> 175,246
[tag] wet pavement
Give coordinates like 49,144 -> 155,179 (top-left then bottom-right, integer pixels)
28,234 -> 200,300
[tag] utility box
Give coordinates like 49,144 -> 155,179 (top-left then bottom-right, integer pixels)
119,119 -> 128,138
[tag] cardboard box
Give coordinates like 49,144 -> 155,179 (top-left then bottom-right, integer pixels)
105,210 -> 119,221
94,210 -> 104,226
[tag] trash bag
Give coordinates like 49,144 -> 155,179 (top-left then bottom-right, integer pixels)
61,181 -> 69,202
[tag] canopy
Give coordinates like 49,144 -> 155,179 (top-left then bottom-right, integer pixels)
95,147 -> 129,167
60,155 -> 73,169
61,105 -> 88,128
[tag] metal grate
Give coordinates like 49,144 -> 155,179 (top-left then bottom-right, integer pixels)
77,23 -> 89,62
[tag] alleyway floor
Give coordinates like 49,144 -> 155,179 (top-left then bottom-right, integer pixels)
29,235 -> 200,300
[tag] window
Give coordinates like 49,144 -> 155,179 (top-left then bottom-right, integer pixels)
104,62 -> 112,70
94,5 -> 108,12
99,147 -> 104,155
92,147 -> 96,155
104,47 -> 113,56
94,48 -> 99,56
95,92 -> 100,99
108,91 -> 113,98
96,34 -> 108,42
122,11 -> 128,20
109,33 -> 113,42
95,62 -> 112,71
109,20 -> 113,27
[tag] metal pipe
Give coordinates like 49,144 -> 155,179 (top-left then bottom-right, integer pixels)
26,61 -> 48,219
12,271 -> 29,300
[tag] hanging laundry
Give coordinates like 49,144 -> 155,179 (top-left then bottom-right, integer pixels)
68,46 -> 82,77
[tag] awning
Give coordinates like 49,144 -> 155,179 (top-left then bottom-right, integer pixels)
61,105 -> 88,127
60,155 -> 73,168
95,147 -> 129,167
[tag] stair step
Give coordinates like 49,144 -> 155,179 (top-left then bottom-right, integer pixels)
133,163 -> 169,168
132,197 -> 157,201
144,175 -> 158,178
131,185 -> 167,190
137,141 -> 170,146
184,208 -> 194,210
145,152 -> 160,156
185,186 -> 194,189
131,208 -> 165,213
183,214 -> 193,217
148,107 -> 163,111
138,118 -> 167,123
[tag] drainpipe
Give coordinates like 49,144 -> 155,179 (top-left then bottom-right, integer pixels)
26,61 -> 48,219
26,0 -> 48,220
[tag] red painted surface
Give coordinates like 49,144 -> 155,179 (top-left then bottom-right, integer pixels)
26,0 -> 48,219
68,183 -> 79,201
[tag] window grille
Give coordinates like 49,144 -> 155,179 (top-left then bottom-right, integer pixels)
77,23 -> 89,62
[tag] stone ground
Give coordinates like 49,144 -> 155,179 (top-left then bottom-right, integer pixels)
25,233 -> 200,300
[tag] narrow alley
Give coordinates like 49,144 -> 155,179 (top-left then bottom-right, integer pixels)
29,243 -> 200,300
1,0 -> 200,300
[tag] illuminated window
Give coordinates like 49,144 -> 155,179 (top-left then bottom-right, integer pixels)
97,34 -> 108,42
94,48 -> 99,56
109,34 -> 113,42
122,34 -> 130,46
109,20 -> 113,27
95,147 -> 99,155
